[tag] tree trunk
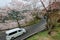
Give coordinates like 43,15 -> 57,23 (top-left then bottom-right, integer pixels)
16,15 -> 20,28
17,19 -> 20,27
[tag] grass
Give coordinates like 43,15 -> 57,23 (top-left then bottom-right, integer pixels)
26,18 -> 40,26
21,18 -> 40,27
26,23 -> 60,40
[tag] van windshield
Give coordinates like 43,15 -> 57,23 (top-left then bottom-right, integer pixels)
9,31 -> 17,35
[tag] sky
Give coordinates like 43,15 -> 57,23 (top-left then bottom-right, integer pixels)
0,0 -> 49,9
0,0 -> 11,7
0,0 -> 28,7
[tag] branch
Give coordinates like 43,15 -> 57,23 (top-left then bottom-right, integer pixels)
40,0 -> 47,11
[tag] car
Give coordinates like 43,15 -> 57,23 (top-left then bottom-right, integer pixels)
5,28 -> 26,40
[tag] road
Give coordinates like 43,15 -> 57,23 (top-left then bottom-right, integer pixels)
0,19 -> 46,40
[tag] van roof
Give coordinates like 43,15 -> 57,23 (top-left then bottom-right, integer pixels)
6,28 -> 20,34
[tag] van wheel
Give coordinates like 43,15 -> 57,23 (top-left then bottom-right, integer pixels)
11,37 -> 14,40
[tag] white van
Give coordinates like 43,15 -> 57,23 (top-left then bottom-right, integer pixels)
6,28 -> 26,40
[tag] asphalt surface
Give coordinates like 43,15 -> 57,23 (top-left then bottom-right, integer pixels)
0,32 -> 6,40
0,19 -> 46,40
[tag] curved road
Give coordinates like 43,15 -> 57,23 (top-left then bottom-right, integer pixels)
0,19 -> 46,40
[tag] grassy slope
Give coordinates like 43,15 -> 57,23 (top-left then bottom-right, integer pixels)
21,18 -> 40,27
